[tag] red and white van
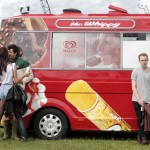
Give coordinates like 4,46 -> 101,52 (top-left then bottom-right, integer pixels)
0,5 -> 149,139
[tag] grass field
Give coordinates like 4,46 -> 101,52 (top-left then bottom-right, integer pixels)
0,129 -> 149,150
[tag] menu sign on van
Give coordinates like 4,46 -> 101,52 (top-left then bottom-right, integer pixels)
56,19 -> 135,29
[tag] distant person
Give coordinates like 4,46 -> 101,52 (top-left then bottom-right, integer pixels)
0,47 -> 29,141
131,53 -> 150,145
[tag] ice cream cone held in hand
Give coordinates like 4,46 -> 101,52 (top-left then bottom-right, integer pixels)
65,80 -> 131,131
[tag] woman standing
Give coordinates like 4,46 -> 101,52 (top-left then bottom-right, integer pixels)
0,47 -> 29,140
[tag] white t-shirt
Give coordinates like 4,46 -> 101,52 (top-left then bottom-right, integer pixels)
0,63 -> 15,85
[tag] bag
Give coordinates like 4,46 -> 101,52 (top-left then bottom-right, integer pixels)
13,84 -> 27,104
6,84 -> 27,103
6,84 -> 28,115
12,84 -> 28,115
13,84 -> 21,102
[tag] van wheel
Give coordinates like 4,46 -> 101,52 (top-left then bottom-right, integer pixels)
33,108 -> 69,140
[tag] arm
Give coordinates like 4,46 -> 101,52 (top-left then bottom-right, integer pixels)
13,64 -> 29,83
22,66 -> 34,84
131,80 -> 144,106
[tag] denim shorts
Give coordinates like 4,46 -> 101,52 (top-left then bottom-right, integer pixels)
0,84 -> 13,100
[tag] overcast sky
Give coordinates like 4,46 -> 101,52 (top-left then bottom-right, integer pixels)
0,0 -> 150,23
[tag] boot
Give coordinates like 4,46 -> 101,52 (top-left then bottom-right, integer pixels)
11,120 -> 20,140
142,137 -> 149,145
1,120 -> 11,140
18,120 -> 28,141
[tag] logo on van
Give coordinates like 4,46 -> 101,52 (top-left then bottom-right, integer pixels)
56,19 -> 135,29
63,41 -> 76,49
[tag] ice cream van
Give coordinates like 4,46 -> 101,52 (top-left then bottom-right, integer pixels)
0,5 -> 149,139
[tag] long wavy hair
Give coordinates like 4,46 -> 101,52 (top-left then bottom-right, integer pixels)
0,47 -> 9,75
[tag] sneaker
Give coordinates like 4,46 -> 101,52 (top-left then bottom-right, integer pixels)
142,137 -> 149,145
137,137 -> 142,144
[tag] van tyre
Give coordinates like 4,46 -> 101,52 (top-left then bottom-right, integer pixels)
33,108 -> 69,140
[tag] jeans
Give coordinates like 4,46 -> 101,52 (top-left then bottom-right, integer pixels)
133,101 -> 146,138
0,84 -> 12,100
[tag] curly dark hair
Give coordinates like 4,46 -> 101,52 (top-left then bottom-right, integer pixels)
7,44 -> 22,57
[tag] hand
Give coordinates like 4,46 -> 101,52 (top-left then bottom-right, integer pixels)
138,99 -> 144,107
147,102 -> 150,106
24,71 -> 30,77
87,56 -> 101,67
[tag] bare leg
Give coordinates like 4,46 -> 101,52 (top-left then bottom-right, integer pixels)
0,100 -> 6,122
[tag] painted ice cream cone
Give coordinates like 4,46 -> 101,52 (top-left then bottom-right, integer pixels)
65,80 -> 130,131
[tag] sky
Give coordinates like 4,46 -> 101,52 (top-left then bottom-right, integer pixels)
0,0 -> 150,23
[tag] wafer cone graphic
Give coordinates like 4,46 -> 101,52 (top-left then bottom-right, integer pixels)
65,80 -> 130,131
